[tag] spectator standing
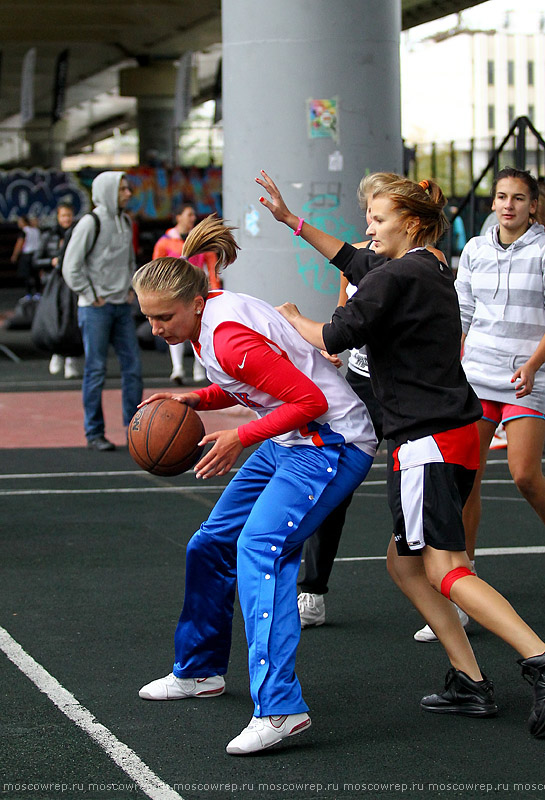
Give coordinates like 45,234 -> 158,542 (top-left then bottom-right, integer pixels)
456,167 -> 545,563
152,203 -> 218,385
33,203 -> 80,379
11,215 -> 41,296
62,172 -> 143,451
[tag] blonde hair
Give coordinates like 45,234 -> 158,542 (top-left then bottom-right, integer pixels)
368,174 -> 449,247
133,215 -> 240,303
357,172 -> 399,209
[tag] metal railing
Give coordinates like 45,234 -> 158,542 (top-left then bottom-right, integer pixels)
441,117 -> 545,263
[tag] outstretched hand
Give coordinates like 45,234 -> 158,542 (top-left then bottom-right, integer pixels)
256,170 -> 298,228
194,428 -> 244,479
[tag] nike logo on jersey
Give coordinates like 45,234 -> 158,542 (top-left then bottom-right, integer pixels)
238,353 -> 248,369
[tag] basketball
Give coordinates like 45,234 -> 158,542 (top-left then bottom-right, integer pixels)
128,399 -> 205,476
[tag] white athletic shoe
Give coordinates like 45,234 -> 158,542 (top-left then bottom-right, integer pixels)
490,426 -> 507,450
49,354 -> 64,375
298,592 -> 325,628
226,712 -> 311,755
414,604 -> 470,642
64,358 -> 80,379
192,359 -> 207,382
169,368 -> 184,386
138,673 -> 225,700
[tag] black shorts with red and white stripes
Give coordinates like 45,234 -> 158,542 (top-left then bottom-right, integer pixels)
387,423 -> 479,557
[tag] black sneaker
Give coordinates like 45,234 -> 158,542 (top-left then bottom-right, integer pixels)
420,668 -> 498,717
87,436 -> 116,451
518,652 -> 545,738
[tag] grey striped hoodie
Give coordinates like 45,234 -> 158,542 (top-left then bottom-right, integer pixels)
455,221 -> 545,409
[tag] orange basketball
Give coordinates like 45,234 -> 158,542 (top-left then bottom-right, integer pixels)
128,399 -> 205,476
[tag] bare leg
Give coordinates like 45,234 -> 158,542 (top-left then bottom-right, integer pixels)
386,537 -> 482,680
462,418 -> 496,560
505,417 -> 545,524
422,546 -> 545,659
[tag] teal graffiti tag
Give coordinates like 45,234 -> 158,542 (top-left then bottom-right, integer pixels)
293,196 -> 359,294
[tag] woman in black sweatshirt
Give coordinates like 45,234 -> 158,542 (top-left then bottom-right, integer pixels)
256,169 -> 545,739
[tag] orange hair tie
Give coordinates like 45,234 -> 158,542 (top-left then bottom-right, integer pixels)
419,179 -> 430,191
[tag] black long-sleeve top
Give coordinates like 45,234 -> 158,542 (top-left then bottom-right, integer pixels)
322,243 -> 482,446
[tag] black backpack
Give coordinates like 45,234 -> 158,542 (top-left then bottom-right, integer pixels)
31,212 -> 102,356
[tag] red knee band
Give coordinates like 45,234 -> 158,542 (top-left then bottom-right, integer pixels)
440,567 -> 476,599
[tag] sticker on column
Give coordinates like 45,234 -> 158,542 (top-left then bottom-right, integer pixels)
244,204 -> 260,237
328,150 -> 343,172
307,97 -> 339,142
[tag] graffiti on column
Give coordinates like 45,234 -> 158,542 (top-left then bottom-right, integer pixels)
0,168 -> 90,223
126,165 -> 222,219
293,183 -> 358,295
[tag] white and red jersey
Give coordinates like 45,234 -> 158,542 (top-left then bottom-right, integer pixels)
192,290 -> 376,456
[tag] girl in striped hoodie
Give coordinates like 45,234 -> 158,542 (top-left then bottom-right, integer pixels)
456,167 -> 545,562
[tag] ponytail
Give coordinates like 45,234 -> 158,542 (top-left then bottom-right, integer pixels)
183,214 -> 240,272
133,215 -> 241,304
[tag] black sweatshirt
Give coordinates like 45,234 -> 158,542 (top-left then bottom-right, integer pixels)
322,243 -> 482,446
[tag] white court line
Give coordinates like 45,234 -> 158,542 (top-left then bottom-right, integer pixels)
333,545 -> 545,562
0,626 -> 184,800
0,469 -> 239,480
0,486 -> 225,496
0,456 -> 519,482
0,470 -> 144,479
0,478 -> 525,497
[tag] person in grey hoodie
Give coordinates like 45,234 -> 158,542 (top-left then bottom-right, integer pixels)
456,167 -> 545,560
63,172 -> 143,450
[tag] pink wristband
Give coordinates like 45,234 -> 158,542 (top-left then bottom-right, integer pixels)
293,217 -> 304,236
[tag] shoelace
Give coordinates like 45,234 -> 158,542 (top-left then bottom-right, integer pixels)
520,664 -> 541,686
444,668 -> 456,689
298,592 -> 315,609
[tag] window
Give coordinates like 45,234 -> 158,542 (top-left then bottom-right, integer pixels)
528,60 -> 535,86
508,60 -> 515,86
528,105 -> 535,122
508,105 -> 515,125
487,60 -> 495,85
488,104 -> 495,130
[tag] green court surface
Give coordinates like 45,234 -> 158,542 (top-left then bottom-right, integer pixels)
1,441 -> 545,800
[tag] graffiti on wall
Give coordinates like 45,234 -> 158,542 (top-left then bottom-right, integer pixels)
0,166 -> 223,224
0,169 -> 90,224
126,166 -> 222,219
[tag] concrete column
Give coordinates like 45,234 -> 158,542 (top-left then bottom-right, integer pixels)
136,96 -> 176,166
24,115 -> 67,168
222,0 -> 403,319
119,64 -> 177,166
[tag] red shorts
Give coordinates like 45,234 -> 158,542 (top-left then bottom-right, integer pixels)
480,400 -> 545,426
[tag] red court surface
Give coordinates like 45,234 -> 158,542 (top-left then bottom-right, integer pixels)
0,388 -> 256,449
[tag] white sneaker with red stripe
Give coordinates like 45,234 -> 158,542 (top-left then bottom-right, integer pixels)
226,712 -> 311,755
138,673 -> 225,700
490,426 -> 507,450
